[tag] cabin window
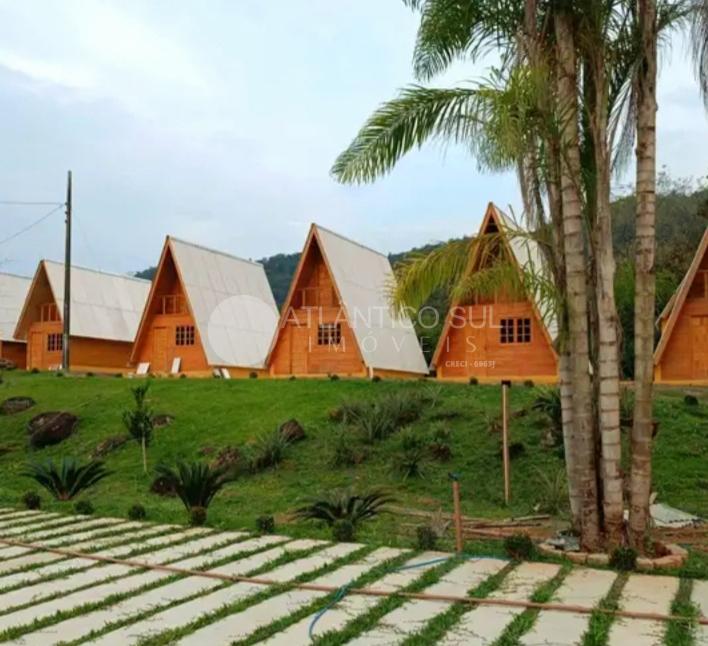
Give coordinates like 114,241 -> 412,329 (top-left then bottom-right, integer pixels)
160,295 -> 186,315
516,318 -> 531,343
500,319 -> 515,344
175,325 -> 195,346
47,333 -> 63,352
40,303 -> 60,322
318,323 -> 342,346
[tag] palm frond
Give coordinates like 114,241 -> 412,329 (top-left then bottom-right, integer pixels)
293,488 -> 394,527
23,458 -> 111,501
692,0 -> 708,106
154,461 -> 234,512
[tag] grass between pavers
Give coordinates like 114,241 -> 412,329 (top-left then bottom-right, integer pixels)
227,549 -> 415,646
581,572 -> 627,646
0,538 -> 325,642
401,560 -> 517,646
311,553 -> 472,646
664,578 -> 700,646
133,543 -> 375,646
491,563 -> 572,646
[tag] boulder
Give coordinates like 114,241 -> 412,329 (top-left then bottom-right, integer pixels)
1,397 -> 36,415
27,412 -> 78,449
0,358 -> 17,370
150,475 -> 177,497
279,419 -> 306,443
153,414 -> 174,428
210,446 -> 242,473
91,434 -> 130,459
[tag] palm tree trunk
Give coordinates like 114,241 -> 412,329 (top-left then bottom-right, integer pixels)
554,12 -> 601,551
630,0 -> 658,549
591,54 -> 625,548
142,436 -> 148,474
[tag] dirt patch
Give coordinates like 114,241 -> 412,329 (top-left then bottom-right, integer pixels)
153,414 -> 174,428
279,419 -> 305,443
91,434 -> 130,459
1,397 -> 36,415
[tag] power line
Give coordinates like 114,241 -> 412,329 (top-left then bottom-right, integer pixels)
0,203 -> 64,246
0,201 -> 64,206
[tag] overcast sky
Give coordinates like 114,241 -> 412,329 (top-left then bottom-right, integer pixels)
1,1 -> 707,278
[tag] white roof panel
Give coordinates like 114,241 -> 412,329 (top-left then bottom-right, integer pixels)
0,273 -> 31,342
43,261 -> 150,343
315,226 -> 428,375
169,238 -> 278,369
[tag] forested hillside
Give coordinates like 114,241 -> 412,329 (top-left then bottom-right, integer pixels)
135,178 -> 707,374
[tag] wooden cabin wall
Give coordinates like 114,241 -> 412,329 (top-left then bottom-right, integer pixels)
270,240 -> 366,376
132,250 -> 210,374
0,341 -> 26,369
436,302 -> 557,382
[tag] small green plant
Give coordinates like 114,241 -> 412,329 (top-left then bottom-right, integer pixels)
122,382 -> 155,474
535,466 -> 569,515
684,394 -> 699,407
523,379 -> 535,388
86,372 -> 94,378
246,429 -> 290,472
532,387 -> 563,444
390,428 -> 429,479
114,372 -> 123,378
55,371 -> 64,378
469,377 -> 479,385
249,371 -> 258,379
31,367 -> 40,374
619,388 -> 635,426
610,546 -> 637,571
256,515 -> 275,534
289,375 -> 297,381
23,457 -> 110,501
329,373 -> 340,381
371,375 -> 382,383
22,491 -> 41,510
128,504 -> 147,520
154,461 -> 235,524
328,428 -> 366,467
294,488 -> 393,535
332,518 -> 355,542
428,421 -> 452,461
74,500 -> 94,515
179,373 -> 187,379
416,524 -> 438,550
504,533 -> 535,560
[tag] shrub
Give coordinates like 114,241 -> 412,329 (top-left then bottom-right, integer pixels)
610,546 -> 637,571
684,394 -> 699,407
351,402 -> 398,444
154,461 -> 235,523
504,533 -> 534,560
332,519 -> 355,542
22,491 -> 41,510
531,388 -> 563,446
535,466 -> 568,515
31,367 -> 40,374
246,429 -> 290,472
523,379 -> 535,388
249,371 -> 258,379
190,507 -> 208,526
329,373 -> 340,381
371,375 -> 382,383
23,457 -> 110,501
289,375 -> 297,381
390,428 -> 429,479
74,500 -> 94,515
469,377 -> 479,386
86,372 -> 94,378
114,372 -> 123,378
179,373 -> 187,379
328,428 -> 366,467
256,515 -> 275,534
55,371 -> 64,378
122,382 -> 155,474
128,504 -> 147,520
428,422 -> 452,461
416,525 -> 438,550
294,488 -> 393,529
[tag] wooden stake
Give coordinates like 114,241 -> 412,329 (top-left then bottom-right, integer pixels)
501,380 -> 511,504
452,478 -> 463,553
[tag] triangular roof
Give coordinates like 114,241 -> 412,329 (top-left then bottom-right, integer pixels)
131,236 -> 279,369
431,202 -> 558,368
654,226 -> 708,365
15,261 -> 150,343
0,272 -> 31,342
266,224 -> 428,375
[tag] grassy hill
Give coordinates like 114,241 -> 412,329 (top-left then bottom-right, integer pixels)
0,372 -> 706,573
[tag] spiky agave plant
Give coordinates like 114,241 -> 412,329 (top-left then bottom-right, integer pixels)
23,457 -> 111,501
294,488 -> 394,538
154,461 -> 235,525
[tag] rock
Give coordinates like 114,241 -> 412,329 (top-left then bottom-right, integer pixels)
587,553 -> 610,566
27,412 -> 78,449
150,475 -> 176,497
537,542 -> 559,557
0,358 -> 16,370
279,419 -> 305,443
637,557 -> 655,571
666,543 -> 688,558
153,414 -> 174,428
566,551 -> 588,565
1,397 -> 35,415
209,446 -> 242,473
652,554 -> 684,570
91,434 -> 130,459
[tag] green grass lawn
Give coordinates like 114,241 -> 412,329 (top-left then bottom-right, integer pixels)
0,372 -> 706,558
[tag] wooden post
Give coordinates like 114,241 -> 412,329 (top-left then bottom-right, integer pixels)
501,380 -> 511,504
451,475 -> 463,553
62,171 -> 72,373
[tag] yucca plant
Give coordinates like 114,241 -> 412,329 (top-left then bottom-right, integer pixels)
390,428 -> 429,479
23,457 -> 111,501
154,461 -> 234,525
122,382 -> 155,473
245,429 -> 290,472
294,488 -> 394,535
531,387 -> 563,446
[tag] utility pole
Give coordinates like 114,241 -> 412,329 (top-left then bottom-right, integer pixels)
62,171 -> 72,373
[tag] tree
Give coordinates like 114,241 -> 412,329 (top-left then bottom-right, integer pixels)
122,382 -> 154,474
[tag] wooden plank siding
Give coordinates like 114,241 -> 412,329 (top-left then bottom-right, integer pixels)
0,340 -> 27,369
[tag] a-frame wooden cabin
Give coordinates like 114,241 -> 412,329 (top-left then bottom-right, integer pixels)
0,273 -> 31,369
432,203 -> 558,383
654,226 -> 708,384
130,236 -> 279,377
266,224 -> 428,379
14,261 -> 150,373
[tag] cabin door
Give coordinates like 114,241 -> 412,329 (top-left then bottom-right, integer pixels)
465,317 -> 488,377
29,332 -> 43,369
290,325 -> 309,374
153,327 -> 169,373
692,316 -> 708,378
